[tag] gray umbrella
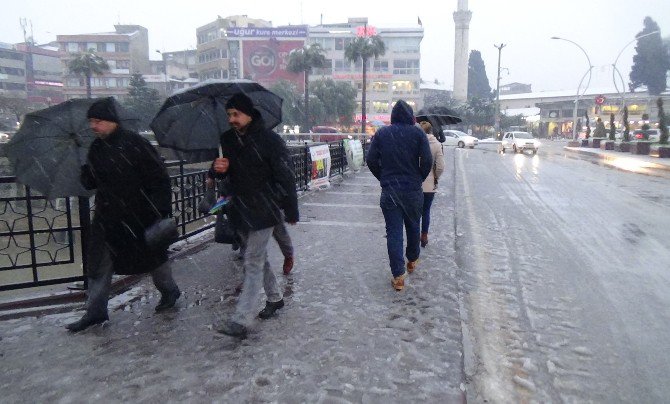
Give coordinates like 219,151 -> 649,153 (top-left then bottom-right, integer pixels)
150,79 -> 283,159
5,98 -> 140,199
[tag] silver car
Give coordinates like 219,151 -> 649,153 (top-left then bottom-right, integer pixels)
442,129 -> 479,148
501,131 -> 540,154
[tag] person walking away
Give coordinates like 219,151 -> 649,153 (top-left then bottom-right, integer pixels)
418,120 -> 445,248
367,100 -> 432,291
66,98 -> 180,332
593,117 -> 607,138
211,93 -> 299,339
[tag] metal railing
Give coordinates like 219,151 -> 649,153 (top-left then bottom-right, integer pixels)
0,140 -> 354,291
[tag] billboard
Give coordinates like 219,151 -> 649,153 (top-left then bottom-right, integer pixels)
241,40 -> 305,88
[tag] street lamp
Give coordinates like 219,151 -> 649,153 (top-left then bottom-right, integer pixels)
551,37 -> 593,140
612,30 -> 660,110
494,43 -> 506,139
155,50 -> 168,96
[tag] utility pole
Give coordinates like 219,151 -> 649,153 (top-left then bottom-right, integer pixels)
20,18 -> 35,101
494,43 -> 506,139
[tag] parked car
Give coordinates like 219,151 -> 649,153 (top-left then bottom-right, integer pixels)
501,131 -> 540,154
311,126 -> 343,142
442,129 -> 478,148
631,129 -> 660,142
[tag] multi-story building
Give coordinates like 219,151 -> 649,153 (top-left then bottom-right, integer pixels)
150,49 -> 198,97
15,42 -> 64,105
308,18 -> 424,124
57,25 -> 150,100
0,43 -> 28,99
195,15 -> 306,88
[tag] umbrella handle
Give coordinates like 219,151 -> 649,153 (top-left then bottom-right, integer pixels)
219,145 -> 223,158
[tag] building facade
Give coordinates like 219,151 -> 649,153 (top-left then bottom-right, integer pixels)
308,18 -> 424,124
57,25 -> 150,100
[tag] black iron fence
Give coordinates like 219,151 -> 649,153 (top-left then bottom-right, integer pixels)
0,141 -> 354,291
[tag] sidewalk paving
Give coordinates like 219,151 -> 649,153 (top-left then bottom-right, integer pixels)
0,167 -> 467,403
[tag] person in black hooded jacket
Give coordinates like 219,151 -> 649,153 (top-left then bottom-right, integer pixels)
210,92 -> 299,339
367,100 -> 432,291
65,98 -> 181,332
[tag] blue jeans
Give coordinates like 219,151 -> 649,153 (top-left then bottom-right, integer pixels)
421,192 -> 436,234
380,188 -> 423,278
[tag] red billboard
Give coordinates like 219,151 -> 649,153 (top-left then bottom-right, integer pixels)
242,40 -> 305,89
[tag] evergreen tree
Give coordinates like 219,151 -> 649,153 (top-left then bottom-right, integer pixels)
629,17 -> 670,95
124,73 -> 161,130
310,79 -> 357,126
467,50 -> 492,100
269,80 -> 303,127
287,43 -> 327,131
622,106 -> 630,142
609,113 -> 616,141
67,50 -> 109,99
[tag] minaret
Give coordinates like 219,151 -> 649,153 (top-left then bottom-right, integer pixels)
453,0 -> 472,102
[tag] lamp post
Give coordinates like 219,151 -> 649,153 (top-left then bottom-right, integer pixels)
155,50 -> 168,97
612,30 -> 660,110
494,43 -> 506,139
551,37 -> 593,140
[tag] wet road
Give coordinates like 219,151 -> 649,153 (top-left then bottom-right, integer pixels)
456,142 -> 670,402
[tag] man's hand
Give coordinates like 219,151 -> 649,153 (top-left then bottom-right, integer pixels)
213,158 -> 229,174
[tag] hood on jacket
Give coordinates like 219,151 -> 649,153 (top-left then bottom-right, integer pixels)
390,100 -> 416,125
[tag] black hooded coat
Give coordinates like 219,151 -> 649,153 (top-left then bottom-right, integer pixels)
81,127 -> 172,274
210,116 -> 299,232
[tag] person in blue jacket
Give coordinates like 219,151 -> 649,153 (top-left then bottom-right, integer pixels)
366,100 -> 433,291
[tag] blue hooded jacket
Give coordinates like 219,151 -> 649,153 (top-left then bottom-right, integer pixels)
366,100 -> 433,192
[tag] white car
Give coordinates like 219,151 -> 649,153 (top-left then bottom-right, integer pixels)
501,131 -> 540,154
442,129 -> 479,148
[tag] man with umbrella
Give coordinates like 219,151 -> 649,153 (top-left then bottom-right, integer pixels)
210,92 -> 299,339
66,98 -> 181,332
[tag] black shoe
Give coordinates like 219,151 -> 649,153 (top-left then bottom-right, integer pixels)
155,288 -> 181,312
216,320 -> 247,339
65,314 -> 109,332
258,299 -> 284,320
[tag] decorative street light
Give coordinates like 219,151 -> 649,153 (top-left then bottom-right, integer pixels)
551,37 -> 593,140
494,43 -> 506,139
612,30 -> 660,110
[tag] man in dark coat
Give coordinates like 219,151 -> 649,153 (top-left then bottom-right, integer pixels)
210,92 -> 299,339
366,100 -> 432,291
66,98 -> 181,332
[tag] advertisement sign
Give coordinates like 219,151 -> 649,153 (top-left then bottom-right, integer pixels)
227,26 -> 308,38
242,40 -> 305,88
308,144 -> 331,190
343,139 -> 364,172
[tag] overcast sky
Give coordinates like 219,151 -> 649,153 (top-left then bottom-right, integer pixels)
2,0 -> 669,93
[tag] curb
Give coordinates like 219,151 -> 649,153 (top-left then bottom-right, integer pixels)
563,146 -> 670,177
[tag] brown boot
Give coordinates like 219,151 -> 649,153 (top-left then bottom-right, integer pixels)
420,232 -> 428,248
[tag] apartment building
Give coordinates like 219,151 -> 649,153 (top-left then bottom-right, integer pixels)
57,25 -> 150,100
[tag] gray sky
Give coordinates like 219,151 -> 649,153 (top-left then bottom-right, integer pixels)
2,0 -> 669,93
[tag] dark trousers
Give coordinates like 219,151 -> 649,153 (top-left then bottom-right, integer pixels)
380,188 -> 423,278
85,222 -> 179,318
421,192 -> 436,234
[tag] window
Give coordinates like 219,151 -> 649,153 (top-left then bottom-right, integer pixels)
372,101 -> 389,113
392,80 -> 414,93
0,67 -> 25,76
372,60 -> 388,72
393,59 -> 420,75
371,81 -> 389,92
116,60 -> 130,69
0,50 -> 24,60
106,43 -> 115,52
334,60 -> 351,72
67,42 -> 79,52
314,59 -> 333,75
115,42 -> 129,53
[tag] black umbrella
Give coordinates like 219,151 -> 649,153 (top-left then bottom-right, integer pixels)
5,98 -> 140,199
150,79 -> 283,156
415,114 -> 462,143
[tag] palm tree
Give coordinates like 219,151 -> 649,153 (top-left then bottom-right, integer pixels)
287,43 -> 326,131
67,50 -> 110,99
344,34 -> 386,133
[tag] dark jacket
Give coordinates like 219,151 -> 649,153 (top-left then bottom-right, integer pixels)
367,100 -> 433,192
210,117 -> 299,231
81,127 -> 172,274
